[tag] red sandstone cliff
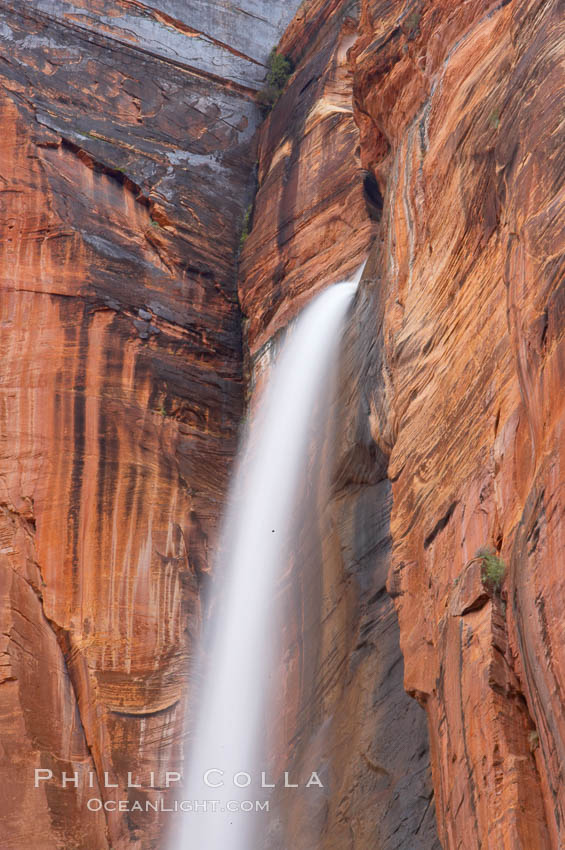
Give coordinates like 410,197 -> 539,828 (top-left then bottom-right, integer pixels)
239,3 -> 440,847
353,0 -> 564,845
240,0 -> 564,847
0,0 -> 563,848
0,1 -> 302,847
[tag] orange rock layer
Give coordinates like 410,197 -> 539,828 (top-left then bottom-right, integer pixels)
239,0 -> 564,847
240,3 -> 440,848
0,1 -> 269,846
0,0 -> 563,847
353,0 -> 564,845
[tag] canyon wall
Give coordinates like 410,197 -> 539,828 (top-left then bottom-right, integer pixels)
1,0 -> 563,848
354,0 -> 564,846
239,2 -> 440,847
0,1 -> 302,847
241,0 -> 564,847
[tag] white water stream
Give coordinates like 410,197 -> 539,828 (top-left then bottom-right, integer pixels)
173,272 -> 360,849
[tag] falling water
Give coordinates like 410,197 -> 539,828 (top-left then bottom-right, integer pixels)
173,271 -> 361,850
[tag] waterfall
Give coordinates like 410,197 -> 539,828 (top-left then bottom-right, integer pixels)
173,271 -> 361,850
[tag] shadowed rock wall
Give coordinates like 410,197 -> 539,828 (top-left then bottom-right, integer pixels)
0,1 -> 302,847
239,2 -> 441,847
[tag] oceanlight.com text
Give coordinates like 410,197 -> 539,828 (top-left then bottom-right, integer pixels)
86,799 -> 270,814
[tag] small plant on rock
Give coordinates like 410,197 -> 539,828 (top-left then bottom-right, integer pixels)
476,546 -> 506,590
257,49 -> 294,111
403,10 -> 421,37
489,108 -> 501,130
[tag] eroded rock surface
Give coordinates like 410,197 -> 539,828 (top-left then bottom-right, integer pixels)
239,0 -> 374,363
0,1 -> 301,847
351,0 -> 564,846
239,3 -> 440,847
1,0 -> 563,847
240,0 -> 564,848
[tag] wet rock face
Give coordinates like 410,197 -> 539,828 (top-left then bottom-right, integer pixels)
238,4 -> 441,849
0,1 -> 302,848
269,261 -> 441,850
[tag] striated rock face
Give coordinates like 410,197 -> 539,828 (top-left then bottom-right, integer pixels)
240,0 -> 564,847
239,0 -> 374,362
262,257 -> 441,849
239,2 -> 441,848
350,0 -> 564,846
2,0 -> 563,847
0,2 -> 302,848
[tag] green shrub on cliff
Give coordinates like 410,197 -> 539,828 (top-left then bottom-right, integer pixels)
267,50 -> 293,89
476,546 -> 506,590
404,11 -> 421,36
257,49 -> 294,110
489,108 -> 501,130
